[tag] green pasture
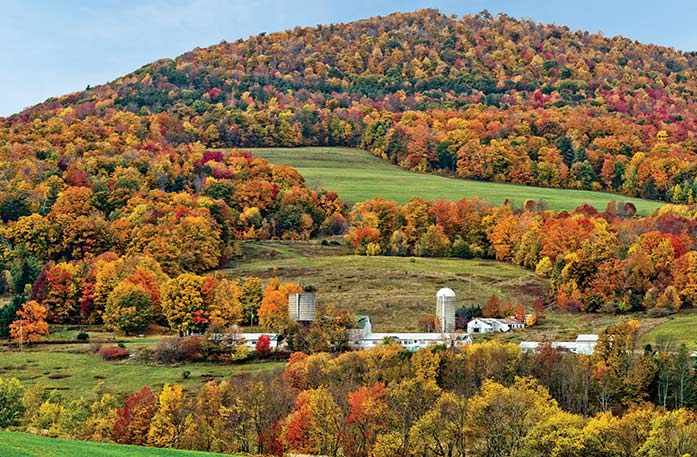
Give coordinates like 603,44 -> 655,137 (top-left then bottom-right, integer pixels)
0,431 -> 235,457
251,147 -> 665,215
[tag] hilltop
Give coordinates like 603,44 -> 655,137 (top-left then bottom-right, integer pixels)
4,9 -> 697,202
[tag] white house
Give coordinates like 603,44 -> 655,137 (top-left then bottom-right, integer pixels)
520,334 -> 598,356
467,318 -> 516,334
234,333 -> 282,350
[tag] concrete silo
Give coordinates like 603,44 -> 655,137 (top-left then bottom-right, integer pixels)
288,292 -> 317,322
436,287 -> 456,332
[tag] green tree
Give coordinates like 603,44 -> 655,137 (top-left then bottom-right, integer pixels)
103,281 -> 153,335
0,377 -> 25,427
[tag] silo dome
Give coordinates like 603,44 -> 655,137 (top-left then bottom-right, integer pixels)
437,287 -> 456,298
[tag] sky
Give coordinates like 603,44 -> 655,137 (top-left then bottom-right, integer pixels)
2,0 -> 697,116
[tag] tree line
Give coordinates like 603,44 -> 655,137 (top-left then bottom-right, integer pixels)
7,10 -> 697,202
3,322 -> 697,456
347,196 -> 697,314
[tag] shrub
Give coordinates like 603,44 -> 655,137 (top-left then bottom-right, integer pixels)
76,332 -> 89,341
97,346 -> 129,360
230,345 -> 252,362
154,338 -> 180,364
154,336 -> 205,364
178,336 -> 204,361
256,334 -> 272,358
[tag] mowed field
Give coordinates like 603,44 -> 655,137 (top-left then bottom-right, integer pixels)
0,431 -> 234,457
221,241 -> 549,332
250,147 -> 665,215
0,349 -> 284,401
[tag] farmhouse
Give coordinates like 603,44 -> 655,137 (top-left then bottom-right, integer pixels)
467,317 -> 522,334
520,334 -> 598,355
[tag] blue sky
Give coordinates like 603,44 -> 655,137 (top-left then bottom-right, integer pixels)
2,0 -> 696,116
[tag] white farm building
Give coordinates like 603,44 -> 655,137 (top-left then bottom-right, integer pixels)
520,334 -> 598,356
352,315 -> 472,351
236,333 -> 282,350
467,317 -> 524,334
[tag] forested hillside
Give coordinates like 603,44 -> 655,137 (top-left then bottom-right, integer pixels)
5,9 -> 697,201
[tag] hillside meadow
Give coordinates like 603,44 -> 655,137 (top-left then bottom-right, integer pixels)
0,431 -> 234,457
251,147 -> 665,215
0,349 -> 283,400
221,240 -> 548,332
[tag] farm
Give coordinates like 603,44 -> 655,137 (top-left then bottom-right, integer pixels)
3,3 -> 697,455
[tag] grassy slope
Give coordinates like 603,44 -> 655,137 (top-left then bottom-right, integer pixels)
638,309 -> 697,350
221,241 -> 548,332
251,147 -> 665,215
0,431 -> 233,457
0,349 -> 283,400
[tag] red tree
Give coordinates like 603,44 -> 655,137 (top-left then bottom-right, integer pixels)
112,386 -> 157,445
256,334 -> 272,358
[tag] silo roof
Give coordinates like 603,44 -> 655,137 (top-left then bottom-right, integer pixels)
437,287 -> 456,297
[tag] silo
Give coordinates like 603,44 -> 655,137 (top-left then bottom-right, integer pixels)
436,288 -> 456,332
288,292 -> 317,322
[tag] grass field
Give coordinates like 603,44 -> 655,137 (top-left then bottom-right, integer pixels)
638,309 -> 697,350
0,431 -> 233,457
251,147 -> 665,215
0,349 -> 284,400
221,240 -> 549,332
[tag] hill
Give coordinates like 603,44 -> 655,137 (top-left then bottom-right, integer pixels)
0,431 -> 234,457
251,147 -> 664,214
221,240 -> 548,331
5,9 -> 697,202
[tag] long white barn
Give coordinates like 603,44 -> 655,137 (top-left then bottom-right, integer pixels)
353,316 -> 472,351
520,334 -> 598,355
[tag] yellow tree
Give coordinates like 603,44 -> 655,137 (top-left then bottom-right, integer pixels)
467,378 -> 559,456
148,384 -> 191,448
409,392 -> 469,457
209,278 -> 243,328
161,274 -> 207,334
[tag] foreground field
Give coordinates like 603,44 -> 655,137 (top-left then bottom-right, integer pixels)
0,349 -> 283,400
251,147 -> 665,214
223,241 -> 548,332
0,431 -> 232,457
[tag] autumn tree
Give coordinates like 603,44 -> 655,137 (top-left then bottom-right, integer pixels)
103,281 -> 153,335
148,384 -> 191,448
410,392 -> 469,457
161,273 -> 208,335
282,386 -> 342,456
241,276 -> 263,327
209,278 -> 243,328
112,386 -> 157,445
9,301 -> 49,344
258,278 -> 302,331
343,383 -> 390,457
467,378 -> 560,456
0,377 -> 25,427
